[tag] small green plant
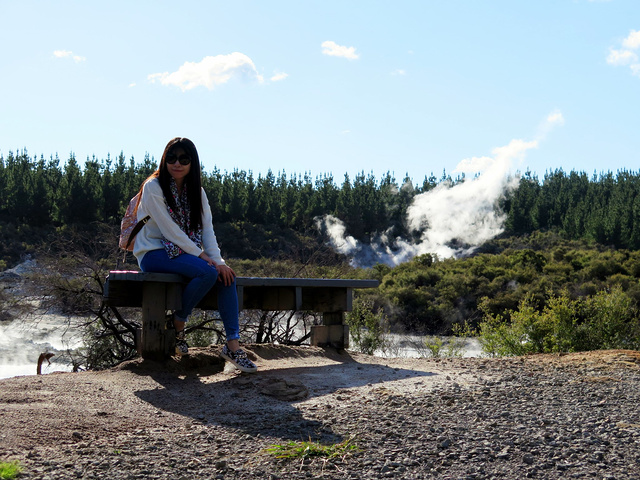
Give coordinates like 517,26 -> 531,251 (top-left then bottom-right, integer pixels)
346,297 -> 389,355
265,437 -> 358,460
0,460 -> 22,480
186,327 -> 218,347
423,335 -> 444,357
422,335 -> 466,358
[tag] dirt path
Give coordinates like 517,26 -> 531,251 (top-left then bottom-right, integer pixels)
1,346 -> 640,479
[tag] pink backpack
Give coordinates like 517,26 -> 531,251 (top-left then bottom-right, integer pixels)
119,193 -> 150,252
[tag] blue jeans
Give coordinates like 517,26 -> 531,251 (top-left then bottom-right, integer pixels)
140,249 -> 240,341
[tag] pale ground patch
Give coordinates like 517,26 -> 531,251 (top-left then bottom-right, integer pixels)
0,345 -> 490,449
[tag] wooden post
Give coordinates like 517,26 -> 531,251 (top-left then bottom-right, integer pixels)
140,282 -> 170,360
311,311 -> 349,350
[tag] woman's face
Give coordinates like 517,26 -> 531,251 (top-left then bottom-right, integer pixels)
166,147 -> 191,184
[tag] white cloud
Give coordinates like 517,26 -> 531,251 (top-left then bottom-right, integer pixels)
534,109 -> 565,141
321,41 -> 359,60
607,48 -> 638,66
53,50 -> 86,63
391,69 -> 406,76
270,72 -> 288,82
148,52 -> 264,91
608,30 -> 640,78
623,30 -> 640,49
546,110 -> 565,126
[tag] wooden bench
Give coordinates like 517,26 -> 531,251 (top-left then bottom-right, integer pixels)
104,271 -> 379,360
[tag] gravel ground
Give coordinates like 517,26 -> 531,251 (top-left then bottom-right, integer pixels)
1,345 -> 639,480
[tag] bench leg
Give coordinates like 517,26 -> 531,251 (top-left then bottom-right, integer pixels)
141,282 -> 172,360
311,312 -> 349,350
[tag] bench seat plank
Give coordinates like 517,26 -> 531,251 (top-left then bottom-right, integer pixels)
106,271 -> 378,288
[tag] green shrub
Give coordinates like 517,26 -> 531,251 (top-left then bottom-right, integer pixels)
477,286 -> 640,356
346,297 -> 388,355
477,303 -> 535,357
422,335 -> 466,358
584,286 -> 640,350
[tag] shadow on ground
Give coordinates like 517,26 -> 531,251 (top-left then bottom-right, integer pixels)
128,344 -> 436,442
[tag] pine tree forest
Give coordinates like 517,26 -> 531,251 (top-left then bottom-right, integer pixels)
3,150 -> 640,250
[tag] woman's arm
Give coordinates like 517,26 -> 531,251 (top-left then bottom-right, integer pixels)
200,188 -> 226,266
199,189 -> 235,285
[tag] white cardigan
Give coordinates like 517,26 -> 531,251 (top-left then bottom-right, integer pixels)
133,178 -> 226,266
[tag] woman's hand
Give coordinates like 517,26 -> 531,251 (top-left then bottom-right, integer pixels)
216,264 -> 236,286
199,252 -> 236,286
199,252 -> 216,266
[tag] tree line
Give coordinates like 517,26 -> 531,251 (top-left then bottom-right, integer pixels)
3,150 -> 640,251
0,150 -> 437,239
505,169 -> 640,250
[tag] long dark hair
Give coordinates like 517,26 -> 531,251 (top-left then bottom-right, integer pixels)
142,137 -> 204,231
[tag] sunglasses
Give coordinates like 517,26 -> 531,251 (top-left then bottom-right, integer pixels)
166,154 -> 191,165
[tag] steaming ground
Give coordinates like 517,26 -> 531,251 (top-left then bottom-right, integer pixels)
317,115 -> 563,267
0,313 -> 81,379
0,259 -> 81,379
375,334 -> 483,359
0,315 -> 482,380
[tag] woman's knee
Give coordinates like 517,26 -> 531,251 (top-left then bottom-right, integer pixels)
218,277 -> 237,293
182,257 -> 219,283
199,266 -> 219,285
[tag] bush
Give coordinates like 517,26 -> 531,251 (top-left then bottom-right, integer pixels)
421,335 -> 466,358
477,286 -> 640,356
584,286 -> 640,350
346,297 -> 389,355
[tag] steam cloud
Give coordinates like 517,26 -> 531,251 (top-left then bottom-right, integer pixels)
0,260 -> 81,379
316,114 -> 562,267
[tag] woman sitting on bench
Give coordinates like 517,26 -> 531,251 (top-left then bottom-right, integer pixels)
132,137 -> 257,373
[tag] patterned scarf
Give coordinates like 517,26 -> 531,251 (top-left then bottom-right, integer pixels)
162,178 -> 203,259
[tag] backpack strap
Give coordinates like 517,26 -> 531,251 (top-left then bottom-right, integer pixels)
124,215 -> 151,251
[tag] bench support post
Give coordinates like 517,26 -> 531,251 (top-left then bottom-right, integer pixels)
310,311 -> 349,350
141,282 -> 173,360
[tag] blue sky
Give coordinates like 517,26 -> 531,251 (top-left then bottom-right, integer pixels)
1,0 -> 639,184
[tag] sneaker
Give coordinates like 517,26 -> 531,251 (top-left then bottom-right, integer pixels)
221,345 -> 257,373
175,330 -> 189,356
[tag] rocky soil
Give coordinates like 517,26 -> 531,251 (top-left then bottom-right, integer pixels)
1,345 -> 640,480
